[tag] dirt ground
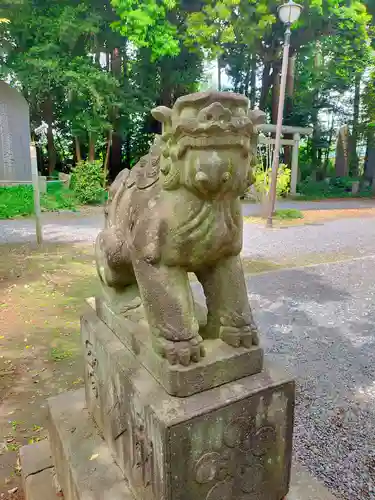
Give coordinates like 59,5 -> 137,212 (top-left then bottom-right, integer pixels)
0,242 -> 99,498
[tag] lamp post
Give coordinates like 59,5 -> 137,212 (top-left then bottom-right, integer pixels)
266,0 -> 303,228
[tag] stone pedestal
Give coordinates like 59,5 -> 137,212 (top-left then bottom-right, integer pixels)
20,395 -> 337,500
29,300 -> 296,500
77,303 -> 294,500
19,300 -> 339,500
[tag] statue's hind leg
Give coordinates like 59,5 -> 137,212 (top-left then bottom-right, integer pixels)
95,229 -> 138,314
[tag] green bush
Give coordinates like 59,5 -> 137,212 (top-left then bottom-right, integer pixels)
253,163 -> 291,198
297,176 -> 370,199
70,160 -> 106,204
297,179 -> 331,197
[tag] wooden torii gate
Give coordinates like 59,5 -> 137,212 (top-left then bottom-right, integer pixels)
258,124 -> 313,195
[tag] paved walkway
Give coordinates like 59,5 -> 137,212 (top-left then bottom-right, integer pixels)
1,202 -> 375,265
242,198 -> 375,216
249,257 -> 375,499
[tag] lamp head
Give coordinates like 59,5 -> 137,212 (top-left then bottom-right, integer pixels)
277,0 -> 303,25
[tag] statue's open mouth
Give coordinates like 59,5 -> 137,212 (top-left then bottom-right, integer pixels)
169,121 -> 253,160
172,132 -> 250,160
175,135 -> 250,159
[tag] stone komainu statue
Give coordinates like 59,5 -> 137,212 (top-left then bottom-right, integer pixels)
96,91 -> 266,366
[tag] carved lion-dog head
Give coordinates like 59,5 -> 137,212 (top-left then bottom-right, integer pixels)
152,91 -> 265,199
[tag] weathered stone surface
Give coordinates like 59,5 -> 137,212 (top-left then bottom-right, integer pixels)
0,81 -> 32,182
24,469 -> 60,500
48,388 -> 135,500
23,401 -> 335,500
20,440 -> 53,481
94,297 -> 263,397
20,440 -> 60,500
81,309 -> 294,500
95,91 -> 266,367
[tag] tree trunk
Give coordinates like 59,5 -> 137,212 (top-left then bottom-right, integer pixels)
103,130 -> 112,187
75,136 -> 82,163
217,57 -> 222,91
109,47 -> 124,179
323,115 -> 335,174
249,55 -> 257,109
43,95 -> 56,176
243,57 -> 251,98
259,62 -> 272,111
88,133 -> 96,161
349,72 -> 361,176
110,132 -> 123,179
363,129 -> 375,189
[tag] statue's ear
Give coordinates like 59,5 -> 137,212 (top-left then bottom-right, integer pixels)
248,109 -> 266,129
151,106 -> 172,134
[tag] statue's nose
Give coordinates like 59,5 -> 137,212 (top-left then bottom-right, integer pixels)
198,102 -> 232,123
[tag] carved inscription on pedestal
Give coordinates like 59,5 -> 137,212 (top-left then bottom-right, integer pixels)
85,340 -> 99,399
194,418 -> 277,500
132,413 -> 154,494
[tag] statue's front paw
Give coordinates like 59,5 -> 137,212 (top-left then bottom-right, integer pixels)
156,335 -> 206,366
220,325 -> 259,348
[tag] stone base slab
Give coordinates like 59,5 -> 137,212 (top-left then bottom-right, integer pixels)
20,440 -> 61,500
47,388 -> 134,500
93,297 -> 264,397
20,391 -> 336,500
81,308 -> 294,500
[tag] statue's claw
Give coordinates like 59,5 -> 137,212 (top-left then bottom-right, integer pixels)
220,325 -> 258,348
156,335 -> 206,366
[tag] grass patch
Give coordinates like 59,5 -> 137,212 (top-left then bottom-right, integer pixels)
50,347 -> 73,362
0,184 -> 78,219
241,259 -> 283,274
274,208 -> 303,220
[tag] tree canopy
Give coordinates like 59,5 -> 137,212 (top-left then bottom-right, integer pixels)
0,0 -> 374,185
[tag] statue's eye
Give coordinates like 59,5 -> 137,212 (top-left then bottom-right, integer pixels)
234,107 -> 246,117
180,107 -> 197,120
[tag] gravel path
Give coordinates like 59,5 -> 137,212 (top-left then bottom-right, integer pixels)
247,257 -> 375,499
2,209 -> 375,266
242,216 -> 375,261
0,213 -> 104,244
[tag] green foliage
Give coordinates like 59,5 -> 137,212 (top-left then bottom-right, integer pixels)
41,190 -> 77,212
297,177 -> 371,199
70,160 -> 106,204
0,185 -> 77,219
253,164 -> 291,198
111,0 -> 179,60
0,186 -> 34,219
46,181 -> 64,194
1,0 -> 375,182
274,209 -> 303,220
